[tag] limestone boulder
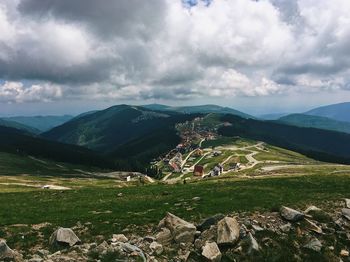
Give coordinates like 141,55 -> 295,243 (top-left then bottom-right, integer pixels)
49,228 -> 81,247
202,241 -> 222,262
158,212 -> 196,244
280,206 -> 304,222
342,208 -> 350,221
217,217 -> 240,246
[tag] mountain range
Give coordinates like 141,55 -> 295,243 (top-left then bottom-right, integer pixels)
143,104 -> 253,119
1,102 -> 350,173
1,115 -> 73,132
277,114 -> 350,134
305,102 -> 350,123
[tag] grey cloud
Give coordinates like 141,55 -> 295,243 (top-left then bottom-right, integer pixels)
1,0 -> 350,104
18,0 -> 166,39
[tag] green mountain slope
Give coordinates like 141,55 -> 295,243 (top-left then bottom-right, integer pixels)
278,114 -> 350,134
42,105 -> 198,156
143,104 -> 253,119
219,114 -> 350,164
258,113 -> 289,120
0,125 -> 116,170
306,102 -> 350,123
0,119 -> 40,134
4,115 -> 74,132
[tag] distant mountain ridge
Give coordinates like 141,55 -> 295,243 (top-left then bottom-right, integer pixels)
3,115 -> 74,132
258,113 -> 290,120
42,105 -> 197,156
219,114 -> 350,164
0,118 -> 40,134
0,125 -> 116,169
305,102 -> 350,123
278,114 -> 350,134
143,104 -> 253,119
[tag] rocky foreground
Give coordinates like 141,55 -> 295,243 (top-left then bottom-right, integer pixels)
1,199 -> 350,261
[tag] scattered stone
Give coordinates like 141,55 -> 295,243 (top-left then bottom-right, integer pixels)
342,208 -> 350,220
345,199 -> 350,208
111,234 -> 128,243
217,217 -> 240,246
156,227 -> 172,245
195,225 -> 217,250
149,241 -> 163,255
239,224 -> 248,239
117,193 -> 123,197
280,223 -> 292,233
303,238 -> 322,252
246,232 -> 260,254
304,206 -> 322,214
0,240 -> 16,259
305,219 -> 323,234
202,241 -> 222,262
197,214 -> 225,231
192,197 -> 201,201
117,242 -> 146,262
280,206 -> 304,222
158,212 -> 196,244
252,224 -> 264,232
340,249 -> 349,257
49,227 -> 81,247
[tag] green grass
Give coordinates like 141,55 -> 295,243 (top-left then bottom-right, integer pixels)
254,145 -> 315,163
0,152 -> 105,176
198,150 -> 233,172
1,173 -> 350,252
202,136 -> 238,148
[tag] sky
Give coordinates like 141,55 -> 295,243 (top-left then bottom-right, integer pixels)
1,0 -> 350,116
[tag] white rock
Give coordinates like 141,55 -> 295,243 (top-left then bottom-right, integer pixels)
304,238 -> 322,252
217,217 -> 240,245
150,241 -> 163,255
340,249 -> 349,257
158,212 -> 196,244
202,241 -> 222,262
280,223 -> 292,233
280,206 -> 304,222
0,240 -> 15,259
49,227 -> 81,247
156,228 -> 172,245
305,219 -> 323,234
342,208 -> 350,221
304,205 -> 322,214
345,199 -> 350,209
111,234 -> 128,243
252,225 -> 264,232
247,232 -> 260,254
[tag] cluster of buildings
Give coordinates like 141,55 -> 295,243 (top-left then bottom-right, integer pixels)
169,153 -> 183,173
193,163 -> 224,178
208,164 -> 224,177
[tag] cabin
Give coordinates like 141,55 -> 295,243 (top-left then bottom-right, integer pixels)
193,165 -> 204,176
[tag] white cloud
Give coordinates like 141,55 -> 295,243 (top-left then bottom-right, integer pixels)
0,0 -> 349,104
0,81 -> 62,103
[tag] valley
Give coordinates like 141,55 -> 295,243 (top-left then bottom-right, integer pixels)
1,104 -> 350,261
2,1 -> 350,260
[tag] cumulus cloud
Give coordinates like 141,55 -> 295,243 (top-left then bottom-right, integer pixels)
0,0 -> 349,104
0,81 -> 62,103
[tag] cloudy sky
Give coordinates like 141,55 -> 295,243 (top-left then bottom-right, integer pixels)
1,0 -> 350,116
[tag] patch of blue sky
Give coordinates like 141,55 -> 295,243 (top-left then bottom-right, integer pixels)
182,0 -> 212,8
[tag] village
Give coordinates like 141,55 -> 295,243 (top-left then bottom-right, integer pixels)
153,116 -> 247,182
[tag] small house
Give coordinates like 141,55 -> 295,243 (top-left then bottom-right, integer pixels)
193,165 -> 204,176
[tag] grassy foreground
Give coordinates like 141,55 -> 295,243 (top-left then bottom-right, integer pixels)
1,172 -> 350,252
